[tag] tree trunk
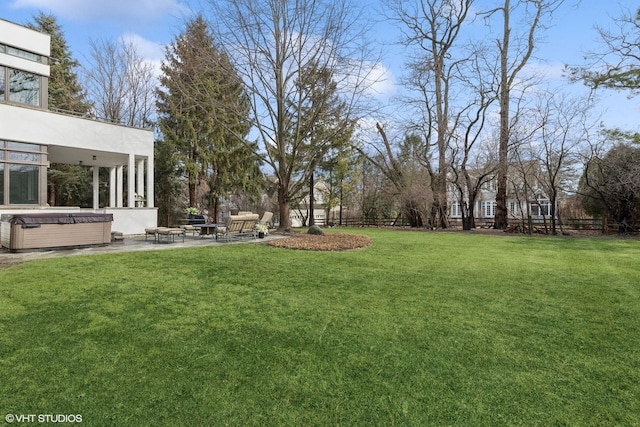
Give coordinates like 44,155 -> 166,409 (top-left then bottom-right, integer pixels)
309,170 -> 315,226
188,171 -> 196,208
48,183 -> 56,206
278,179 -> 291,232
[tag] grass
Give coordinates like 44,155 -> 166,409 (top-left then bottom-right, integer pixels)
1,229 -> 639,426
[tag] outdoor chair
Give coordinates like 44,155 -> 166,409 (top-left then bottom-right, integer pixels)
216,213 -> 259,242
259,211 -> 273,226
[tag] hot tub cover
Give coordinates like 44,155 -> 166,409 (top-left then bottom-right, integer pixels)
6,213 -> 113,225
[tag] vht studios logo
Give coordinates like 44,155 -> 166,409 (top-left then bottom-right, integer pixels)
5,414 -> 83,423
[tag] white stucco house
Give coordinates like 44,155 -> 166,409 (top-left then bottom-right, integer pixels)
0,18 -> 156,235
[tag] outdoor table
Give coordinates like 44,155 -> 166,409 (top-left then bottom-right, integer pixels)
193,223 -> 224,239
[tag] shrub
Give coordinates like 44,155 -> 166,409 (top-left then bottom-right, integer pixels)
307,225 -> 324,235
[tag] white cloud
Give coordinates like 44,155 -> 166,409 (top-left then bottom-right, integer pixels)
526,60 -> 567,82
10,0 -> 188,25
120,33 -> 165,61
366,62 -> 397,99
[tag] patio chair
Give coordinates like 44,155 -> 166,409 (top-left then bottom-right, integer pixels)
259,211 -> 273,226
216,213 -> 259,241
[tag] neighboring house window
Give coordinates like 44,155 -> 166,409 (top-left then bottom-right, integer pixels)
450,201 -> 461,217
530,199 -> 551,217
481,201 -> 496,217
482,179 -> 497,192
1,141 -> 43,206
508,201 -> 519,216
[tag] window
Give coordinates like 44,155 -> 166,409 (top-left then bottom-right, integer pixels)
450,201 -> 461,217
481,201 -> 496,217
9,165 -> 39,204
508,201 -> 519,216
0,140 -> 44,205
9,69 -> 40,106
482,179 -> 497,192
6,45 -> 42,63
530,199 -> 551,217
0,66 -> 4,96
1,44 -> 44,63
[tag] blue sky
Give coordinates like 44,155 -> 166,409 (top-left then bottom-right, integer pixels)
1,0 -> 638,131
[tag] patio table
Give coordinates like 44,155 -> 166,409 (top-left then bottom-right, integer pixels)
193,223 -> 224,239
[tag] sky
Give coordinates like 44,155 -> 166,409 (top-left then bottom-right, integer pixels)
1,0 -> 638,132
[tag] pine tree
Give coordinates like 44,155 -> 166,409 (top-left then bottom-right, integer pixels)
27,12 -> 91,113
156,15 -> 261,220
27,12 -> 93,207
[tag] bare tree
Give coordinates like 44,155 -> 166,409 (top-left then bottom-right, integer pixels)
388,0 -> 474,229
360,123 -> 431,227
448,44 -> 499,230
83,38 -> 156,127
208,0 -> 379,231
481,0 -> 566,230
533,92 -> 594,234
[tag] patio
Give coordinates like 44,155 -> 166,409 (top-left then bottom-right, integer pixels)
0,232 -> 288,266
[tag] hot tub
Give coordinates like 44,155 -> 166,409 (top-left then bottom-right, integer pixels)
1,213 -> 113,252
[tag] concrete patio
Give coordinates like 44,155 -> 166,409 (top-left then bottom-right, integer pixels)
0,232 -> 288,266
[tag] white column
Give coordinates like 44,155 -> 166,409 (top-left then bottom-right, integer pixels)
136,158 -> 145,207
146,153 -> 154,208
128,154 -> 135,208
92,166 -> 99,209
109,167 -> 116,207
116,165 -> 124,207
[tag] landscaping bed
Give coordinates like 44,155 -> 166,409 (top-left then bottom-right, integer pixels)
267,231 -> 372,251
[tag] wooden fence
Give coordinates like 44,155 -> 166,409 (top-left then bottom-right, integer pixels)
319,216 -> 616,232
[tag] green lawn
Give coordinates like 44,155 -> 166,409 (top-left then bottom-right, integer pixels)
1,229 -> 639,426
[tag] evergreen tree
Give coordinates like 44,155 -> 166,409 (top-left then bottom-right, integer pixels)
156,15 -> 261,220
27,12 -> 91,113
27,12 -> 93,207
284,64 -> 353,226
154,137 -> 183,226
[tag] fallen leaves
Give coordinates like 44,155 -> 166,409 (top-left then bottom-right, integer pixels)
267,232 -> 372,251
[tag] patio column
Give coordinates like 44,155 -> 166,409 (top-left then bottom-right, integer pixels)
127,153 -> 135,208
146,153 -> 154,208
136,158 -> 145,207
116,165 -> 123,207
92,166 -> 99,209
109,167 -> 116,208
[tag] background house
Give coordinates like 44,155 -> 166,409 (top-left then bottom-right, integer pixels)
448,161 -> 555,226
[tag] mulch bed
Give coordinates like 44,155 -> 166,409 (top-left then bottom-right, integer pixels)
267,232 -> 372,251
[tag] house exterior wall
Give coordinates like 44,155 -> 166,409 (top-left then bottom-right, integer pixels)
0,18 -> 157,235
448,163 -> 555,224
0,103 -> 153,159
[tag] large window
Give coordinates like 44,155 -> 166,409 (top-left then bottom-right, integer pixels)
8,69 -> 40,106
0,67 -> 42,107
9,165 -> 38,204
0,140 -> 44,205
